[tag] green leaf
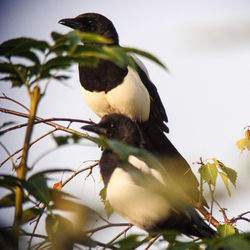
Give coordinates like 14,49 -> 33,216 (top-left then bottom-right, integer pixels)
21,207 -> 43,224
114,234 -> 147,250
218,162 -> 237,188
0,192 -> 29,208
123,47 -> 168,70
0,37 -> 48,56
99,187 -> 113,218
217,224 -> 236,237
0,121 -> 16,130
0,175 -> 22,189
67,30 -> 112,45
52,134 -> 81,146
46,214 -> 74,239
198,163 -> 218,186
26,169 -> 72,205
219,172 -> 231,196
236,138 -> 250,151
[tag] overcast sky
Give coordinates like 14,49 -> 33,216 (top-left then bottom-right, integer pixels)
0,0 -> 250,243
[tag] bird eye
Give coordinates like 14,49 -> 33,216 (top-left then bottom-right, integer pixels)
110,123 -> 115,128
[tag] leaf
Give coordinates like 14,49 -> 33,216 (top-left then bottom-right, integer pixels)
46,214 -> 74,239
99,187 -> 113,218
52,134 -> 81,146
0,37 -> 48,56
217,224 -> 236,237
219,164 -> 237,188
236,138 -> 250,152
26,169 -> 72,205
0,121 -> 16,130
123,47 -> 168,70
53,181 -> 62,191
198,163 -> 218,186
21,207 -> 43,224
67,30 -> 112,45
219,172 -> 231,196
114,234 -> 147,250
0,192 -> 29,208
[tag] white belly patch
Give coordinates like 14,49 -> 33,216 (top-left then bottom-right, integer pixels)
107,167 -> 170,230
80,67 -> 150,122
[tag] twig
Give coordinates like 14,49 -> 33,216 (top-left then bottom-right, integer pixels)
84,223 -> 130,235
0,108 -> 94,137
145,234 -> 161,250
0,141 -> 15,169
28,205 -> 46,249
1,128 -> 57,167
229,211 -> 250,225
1,94 -> 30,112
0,117 -> 94,135
103,224 -> 133,249
61,162 -> 99,188
192,201 -> 219,228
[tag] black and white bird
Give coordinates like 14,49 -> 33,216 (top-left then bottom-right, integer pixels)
59,13 -> 204,204
82,114 -> 215,238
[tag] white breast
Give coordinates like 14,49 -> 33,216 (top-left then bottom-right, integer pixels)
80,67 -> 150,122
106,163 -> 170,230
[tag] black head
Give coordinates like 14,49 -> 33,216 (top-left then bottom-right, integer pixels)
59,13 -> 119,45
82,114 -> 142,147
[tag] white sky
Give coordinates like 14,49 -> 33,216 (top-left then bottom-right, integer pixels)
0,0 -> 250,245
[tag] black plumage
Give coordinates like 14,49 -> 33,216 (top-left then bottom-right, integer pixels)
82,114 -> 215,238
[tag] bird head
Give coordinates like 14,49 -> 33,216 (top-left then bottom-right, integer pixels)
82,114 -> 142,147
59,13 -> 119,45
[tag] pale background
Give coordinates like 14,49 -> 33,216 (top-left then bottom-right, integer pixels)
0,0 -> 250,247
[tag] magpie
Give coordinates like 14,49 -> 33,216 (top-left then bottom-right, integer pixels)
59,13 -> 205,205
82,114 -> 215,238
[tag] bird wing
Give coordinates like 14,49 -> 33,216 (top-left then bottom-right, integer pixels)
132,56 -> 169,132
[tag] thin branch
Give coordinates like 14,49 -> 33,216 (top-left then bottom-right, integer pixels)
28,205 -> 46,249
61,162 -> 99,188
1,94 -> 30,112
0,117 -> 94,135
145,234 -> 161,250
0,107 -> 93,139
0,141 -> 15,169
192,201 -> 220,228
1,128 -> 56,167
84,223 -> 130,235
103,224 -> 133,249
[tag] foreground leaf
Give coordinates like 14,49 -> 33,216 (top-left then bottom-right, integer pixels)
198,163 -> 218,186
217,224 -> 236,237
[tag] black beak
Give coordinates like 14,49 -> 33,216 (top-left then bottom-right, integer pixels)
59,18 -> 81,29
81,124 -> 107,136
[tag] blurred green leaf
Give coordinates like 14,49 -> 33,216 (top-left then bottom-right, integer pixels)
217,224 -> 236,237
25,169 -> 72,205
99,187 -> 113,218
0,37 -> 48,57
52,134 -> 81,146
114,234 -> 147,250
198,163 -> 218,186
46,214 -> 73,238
21,207 -> 43,224
0,121 -> 16,130
123,47 -> 167,70
219,172 -> 231,196
236,138 -> 250,152
0,192 -> 28,208
218,162 -> 237,188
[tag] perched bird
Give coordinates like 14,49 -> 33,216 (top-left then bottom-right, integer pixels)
59,13 -> 204,204
82,114 -> 215,238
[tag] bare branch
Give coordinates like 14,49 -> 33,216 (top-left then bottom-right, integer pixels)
61,162 -> 99,188
1,94 -> 30,112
